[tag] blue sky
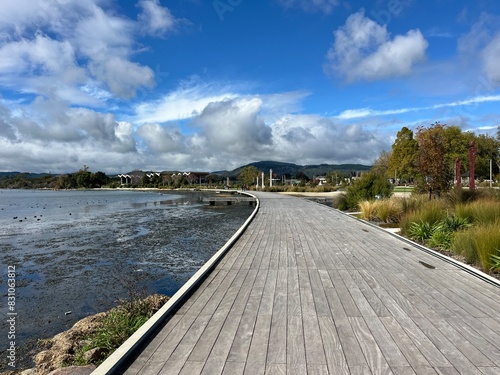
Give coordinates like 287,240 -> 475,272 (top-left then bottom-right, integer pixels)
1,0 -> 500,173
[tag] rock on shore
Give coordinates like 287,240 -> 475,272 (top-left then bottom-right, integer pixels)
2,294 -> 169,375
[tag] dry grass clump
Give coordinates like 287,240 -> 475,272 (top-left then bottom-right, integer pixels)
358,197 -> 405,223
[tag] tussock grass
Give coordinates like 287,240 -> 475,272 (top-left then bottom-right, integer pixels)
359,197 -> 404,223
400,199 -> 449,237
359,200 -> 377,221
454,200 -> 500,225
452,221 -> 500,270
376,198 -> 403,223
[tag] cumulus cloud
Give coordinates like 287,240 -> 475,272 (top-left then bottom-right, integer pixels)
192,98 -> 273,156
0,98 -> 137,173
0,89 -> 394,173
137,0 -> 177,36
137,123 -> 187,154
271,115 -> 388,164
324,10 -> 428,82
277,0 -> 340,14
0,0 -> 180,102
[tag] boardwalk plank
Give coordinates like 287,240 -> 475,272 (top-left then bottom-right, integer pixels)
318,316 -> 349,373
349,317 -> 392,375
267,269 -> 287,365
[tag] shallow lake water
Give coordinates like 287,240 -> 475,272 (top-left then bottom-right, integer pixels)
0,189 -> 254,371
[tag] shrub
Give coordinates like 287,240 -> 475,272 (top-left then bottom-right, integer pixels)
427,225 -> 453,250
440,215 -> 471,232
408,220 -> 435,242
343,171 -> 393,210
445,188 -> 481,205
334,193 -> 349,211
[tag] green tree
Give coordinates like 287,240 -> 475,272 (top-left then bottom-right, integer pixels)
415,123 -> 451,197
141,174 -> 151,187
339,171 -> 393,210
388,126 -> 418,183
373,150 -> 391,179
475,134 -> 500,179
55,174 -> 77,189
238,166 -> 259,187
93,171 -> 109,187
442,126 -> 474,173
296,172 -> 310,184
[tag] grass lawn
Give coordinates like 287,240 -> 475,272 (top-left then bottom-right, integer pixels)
393,186 -> 414,193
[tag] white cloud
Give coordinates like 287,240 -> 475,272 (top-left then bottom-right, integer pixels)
271,115 -> 389,164
0,0 -> 182,102
277,0 -> 340,14
88,57 -> 154,99
137,123 -> 187,154
192,98 -> 273,155
133,81 -> 240,123
457,13 -> 500,88
337,94 -> 500,120
137,0 -> 177,36
0,98 -> 137,170
481,34 -> 500,85
325,10 -> 428,82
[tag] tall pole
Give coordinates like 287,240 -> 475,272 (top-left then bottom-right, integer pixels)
270,169 -> 273,187
262,172 -> 264,190
469,141 -> 476,190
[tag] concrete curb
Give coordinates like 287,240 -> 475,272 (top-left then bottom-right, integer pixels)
92,191 -> 259,375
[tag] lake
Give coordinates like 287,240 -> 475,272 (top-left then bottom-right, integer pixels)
0,189 -> 254,371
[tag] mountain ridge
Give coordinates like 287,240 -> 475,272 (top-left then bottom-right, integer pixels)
214,161 -> 372,179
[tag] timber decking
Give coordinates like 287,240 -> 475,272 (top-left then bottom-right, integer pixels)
121,192 -> 500,375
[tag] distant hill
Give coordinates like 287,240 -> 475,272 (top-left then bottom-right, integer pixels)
0,172 -> 54,179
215,161 -> 372,179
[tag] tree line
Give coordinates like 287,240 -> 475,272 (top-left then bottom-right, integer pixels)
335,124 -> 500,210
375,123 -> 500,195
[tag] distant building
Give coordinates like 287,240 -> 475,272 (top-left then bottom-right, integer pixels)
314,176 -> 328,185
118,170 -> 210,186
118,170 -> 146,185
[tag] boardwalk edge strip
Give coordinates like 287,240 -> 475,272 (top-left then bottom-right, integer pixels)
92,191 -> 260,375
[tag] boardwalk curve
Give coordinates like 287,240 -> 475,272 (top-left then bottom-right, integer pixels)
96,192 -> 500,375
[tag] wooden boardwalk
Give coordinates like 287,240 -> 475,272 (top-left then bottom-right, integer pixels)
121,192 -> 500,375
